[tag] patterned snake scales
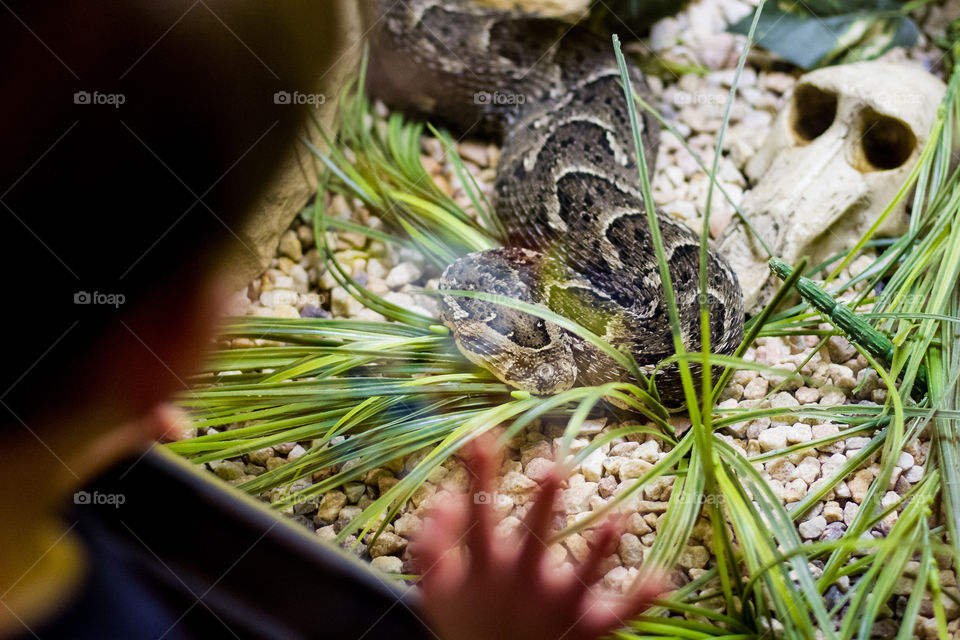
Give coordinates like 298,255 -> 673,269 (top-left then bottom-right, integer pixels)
362,0 -> 744,403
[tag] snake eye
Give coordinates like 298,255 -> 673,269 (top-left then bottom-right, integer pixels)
535,363 -> 556,384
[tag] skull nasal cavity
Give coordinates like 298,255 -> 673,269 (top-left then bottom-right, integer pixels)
855,107 -> 916,171
791,84 -> 837,142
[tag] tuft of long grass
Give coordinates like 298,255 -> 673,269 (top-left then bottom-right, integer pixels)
170,14 -> 960,638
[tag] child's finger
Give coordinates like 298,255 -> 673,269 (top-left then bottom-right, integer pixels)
516,471 -> 563,575
583,570 -> 667,637
463,436 -> 497,567
411,502 -> 468,590
573,518 -> 620,588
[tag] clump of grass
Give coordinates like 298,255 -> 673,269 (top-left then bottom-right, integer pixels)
171,14 -> 960,638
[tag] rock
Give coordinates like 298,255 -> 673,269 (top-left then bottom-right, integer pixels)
619,458 -> 653,479
758,425 -> 789,452
344,483 -> 366,504
564,533 -> 591,563
799,515 -> 827,539
618,533 -> 645,567
828,336 -> 858,363
581,449 -> 604,482
393,513 -> 422,539
598,475 -> 617,498
823,502 -> 843,523
678,545 -> 710,569
843,501 -> 859,526
278,229 -> 303,261
501,470 -> 539,502
822,522 -> 846,541
765,458 -> 796,483
316,491 -> 348,522
385,262 -> 423,288
795,457 -> 821,485
330,286 -> 364,317
634,441 -> 660,463
287,444 -> 306,461
211,460 -> 245,481
786,423 -> 812,444
562,480 -> 599,513
905,465 -> 924,483
742,376 -> 768,399
848,468 -> 877,503
897,452 -> 915,470
247,448 -> 276,467
521,440 -> 553,466
369,532 -> 407,558
371,555 -> 403,574
627,512 -> 652,536
524,457 -> 554,483
795,386 -> 820,404
604,566 -> 631,592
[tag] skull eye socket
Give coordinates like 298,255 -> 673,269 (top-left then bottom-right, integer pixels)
853,106 -> 916,171
791,83 -> 838,142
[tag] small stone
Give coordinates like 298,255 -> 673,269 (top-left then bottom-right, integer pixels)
765,458 -> 796,483
758,425 -> 789,452
848,468 -> 877,503
279,229 -> 303,261
795,386 -> 820,404
627,512 -> 652,536
678,545 -> 710,569
823,502 -> 843,523
562,480 -> 599,513
598,475 -> 617,498
795,457 -> 821,485
828,336 -> 858,363
385,262 -> 423,288
618,533 -> 645,567
457,141 -> 489,167
524,457 -> 554,483
786,423 -> 812,444
286,444 -> 306,461
330,286 -> 364,317
799,515 -> 827,539
905,465 -> 924,483
316,491 -> 348,522
604,566 -> 630,592
634,441 -> 660,463
210,460 -> 245,481
619,458 -> 653,479
822,522 -> 846,541
369,532 -> 407,558
843,501 -> 859,526
742,376 -> 768,399
393,513 -> 422,539
501,471 -> 539,502
564,533 -> 591,563
371,555 -> 403,574
581,448 -> 605,482
521,440 -> 553,466
344,483 -> 366,504
897,452 -> 915,470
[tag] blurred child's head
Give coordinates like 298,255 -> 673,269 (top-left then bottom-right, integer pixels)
0,0 -> 343,498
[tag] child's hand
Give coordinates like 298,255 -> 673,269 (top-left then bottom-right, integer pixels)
410,437 -> 665,640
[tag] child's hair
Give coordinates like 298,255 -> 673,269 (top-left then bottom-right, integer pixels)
0,2 -> 341,426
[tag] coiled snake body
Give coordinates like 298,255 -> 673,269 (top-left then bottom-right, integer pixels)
364,0 -> 744,403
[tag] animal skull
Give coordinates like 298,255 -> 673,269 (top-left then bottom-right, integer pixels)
720,61 -> 946,313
